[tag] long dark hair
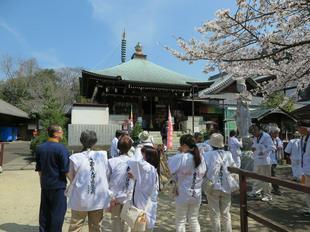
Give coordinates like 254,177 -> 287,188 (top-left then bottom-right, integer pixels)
180,134 -> 201,168
141,145 -> 161,176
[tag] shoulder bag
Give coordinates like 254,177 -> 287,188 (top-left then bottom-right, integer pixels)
120,181 -> 147,231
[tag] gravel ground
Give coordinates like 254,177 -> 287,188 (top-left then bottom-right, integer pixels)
1,141 -> 310,231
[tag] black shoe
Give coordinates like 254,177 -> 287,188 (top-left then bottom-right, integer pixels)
303,211 -> 310,217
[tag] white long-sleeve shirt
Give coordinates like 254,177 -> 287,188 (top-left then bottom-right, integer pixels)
301,134 -> 310,175
110,137 -> 119,158
228,136 -> 242,157
128,159 -> 159,229
203,150 -> 236,194
108,155 -> 134,204
197,142 -> 213,155
252,132 -> 275,166
270,137 -> 283,165
285,138 -> 301,160
168,152 -> 206,204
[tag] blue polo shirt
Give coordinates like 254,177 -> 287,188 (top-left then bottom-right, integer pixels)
35,141 -> 70,189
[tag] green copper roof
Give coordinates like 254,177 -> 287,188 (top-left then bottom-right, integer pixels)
85,57 -> 201,86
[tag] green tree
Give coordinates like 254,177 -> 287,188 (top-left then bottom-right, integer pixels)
262,92 -> 295,112
0,56 -> 81,114
131,123 -> 143,142
30,86 -> 68,153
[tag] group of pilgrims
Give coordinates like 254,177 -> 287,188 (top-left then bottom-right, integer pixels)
35,120 -> 310,232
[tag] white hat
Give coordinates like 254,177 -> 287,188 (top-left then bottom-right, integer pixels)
209,133 -> 224,148
139,131 -> 152,143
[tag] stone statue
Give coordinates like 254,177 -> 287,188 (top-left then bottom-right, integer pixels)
236,78 -> 252,143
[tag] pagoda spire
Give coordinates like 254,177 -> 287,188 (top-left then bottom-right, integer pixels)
121,29 -> 126,63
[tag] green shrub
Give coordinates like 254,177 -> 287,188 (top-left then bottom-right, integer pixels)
131,123 -> 143,142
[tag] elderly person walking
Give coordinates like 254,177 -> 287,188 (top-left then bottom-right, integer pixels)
248,125 -> 275,202
203,133 -> 237,232
134,131 -> 154,160
297,120 -> 310,216
168,134 -> 206,232
108,135 -> 134,232
35,124 -> 69,232
228,130 -> 242,168
110,130 -> 123,158
67,130 -> 112,231
269,126 -> 283,195
285,131 -> 302,181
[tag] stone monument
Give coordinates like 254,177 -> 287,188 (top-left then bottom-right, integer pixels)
236,78 -> 253,150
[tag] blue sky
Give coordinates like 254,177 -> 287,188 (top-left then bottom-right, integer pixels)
0,0 -> 235,80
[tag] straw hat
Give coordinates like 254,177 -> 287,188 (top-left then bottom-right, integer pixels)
139,131 -> 152,143
209,133 -> 224,148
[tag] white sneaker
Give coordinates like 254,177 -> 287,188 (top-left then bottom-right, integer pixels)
248,190 -> 262,197
261,196 -> 272,202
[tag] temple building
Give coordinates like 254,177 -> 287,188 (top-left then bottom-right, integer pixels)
80,42 -> 214,132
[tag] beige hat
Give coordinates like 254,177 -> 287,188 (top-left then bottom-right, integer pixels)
209,133 -> 224,148
139,131 -> 152,143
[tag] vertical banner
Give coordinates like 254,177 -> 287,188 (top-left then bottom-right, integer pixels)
167,105 -> 173,150
129,105 -> 134,130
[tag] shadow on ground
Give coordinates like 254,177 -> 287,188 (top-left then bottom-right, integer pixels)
0,223 -> 38,232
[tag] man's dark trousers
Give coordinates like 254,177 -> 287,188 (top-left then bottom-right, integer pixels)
39,188 -> 67,232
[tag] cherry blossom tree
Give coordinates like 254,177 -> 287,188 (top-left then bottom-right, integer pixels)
167,0 -> 310,95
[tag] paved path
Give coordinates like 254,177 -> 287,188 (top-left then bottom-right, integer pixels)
1,141 -> 35,171
0,142 -> 310,231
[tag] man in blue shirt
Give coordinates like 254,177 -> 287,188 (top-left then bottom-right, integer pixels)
35,124 -> 69,232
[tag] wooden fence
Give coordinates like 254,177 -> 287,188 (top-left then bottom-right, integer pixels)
228,167 -> 310,232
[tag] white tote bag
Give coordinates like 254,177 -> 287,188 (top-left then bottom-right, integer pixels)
120,181 -> 147,231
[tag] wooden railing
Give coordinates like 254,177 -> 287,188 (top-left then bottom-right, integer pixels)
228,167 -> 310,232
0,142 -> 5,171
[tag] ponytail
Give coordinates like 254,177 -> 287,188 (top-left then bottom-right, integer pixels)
191,145 -> 201,168
180,134 -> 201,168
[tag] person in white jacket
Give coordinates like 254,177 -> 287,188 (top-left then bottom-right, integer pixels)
110,130 -> 123,158
269,126 -> 283,195
67,130 -> 112,232
128,145 -> 160,231
203,133 -> 237,232
168,134 -> 206,232
285,131 -> 302,181
108,135 -> 134,232
297,120 -> 310,216
228,130 -> 242,168
248,125 -> 275,202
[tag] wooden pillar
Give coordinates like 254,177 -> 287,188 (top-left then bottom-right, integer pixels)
239,172 -> 248,232
91,85 -> 98,103
0,143 -> 4,173
150,97 -> 153,129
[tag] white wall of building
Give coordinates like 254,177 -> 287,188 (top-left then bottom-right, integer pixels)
71,106 -> 109,125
